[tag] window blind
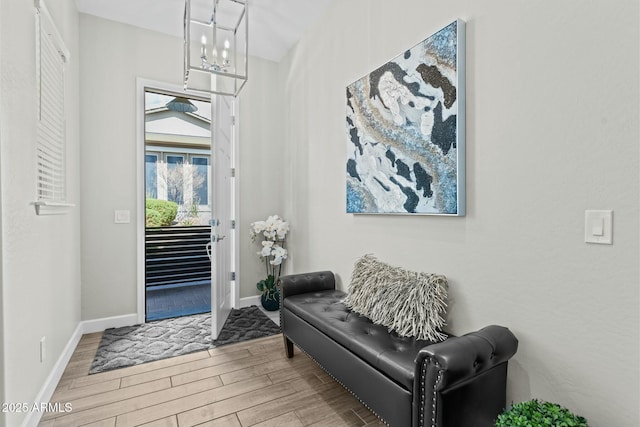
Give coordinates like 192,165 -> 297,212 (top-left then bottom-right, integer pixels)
35,0 -> 70,205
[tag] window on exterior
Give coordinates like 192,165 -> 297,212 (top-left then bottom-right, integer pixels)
145,154 -> 158,199
166,155 -> 185,205
35,0 -> 70,208
191,156 -> 209,206
145,151 -> 210,207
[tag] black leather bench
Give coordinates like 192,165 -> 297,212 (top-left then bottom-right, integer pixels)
280,270 -> 519,427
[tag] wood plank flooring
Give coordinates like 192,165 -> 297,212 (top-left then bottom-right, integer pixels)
39,332 -> 384,427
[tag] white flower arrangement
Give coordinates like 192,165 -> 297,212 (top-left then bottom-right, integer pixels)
250,215 -> 290,301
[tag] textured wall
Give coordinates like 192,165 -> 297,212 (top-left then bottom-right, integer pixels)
277,1 -> 639,426
0,3 -> 5,424
0,1 -> 81,425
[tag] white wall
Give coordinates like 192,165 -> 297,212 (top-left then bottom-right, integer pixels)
0,2 -> 5,424
278,1 -> 639,426
79,15 -> 183,320
79,14 -> 283,318
0,1 -> 81,425
237,57 -> 286,298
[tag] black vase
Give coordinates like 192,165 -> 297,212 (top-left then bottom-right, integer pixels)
260,291 -> 280,311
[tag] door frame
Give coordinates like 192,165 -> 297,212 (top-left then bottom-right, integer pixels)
135,77 -> 240,324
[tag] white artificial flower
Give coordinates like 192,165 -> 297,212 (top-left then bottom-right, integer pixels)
260,240 -> 274,257
272,245 -> 288,259
270,256 -> 283,266
276,221 -> 289,240
252,220 -> 266,232
269,245 -> 288,265
264,230 -> 277,240
265,215 -> 280,227
264,216 -> 275,232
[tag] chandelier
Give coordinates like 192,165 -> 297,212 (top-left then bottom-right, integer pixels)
184,0 -> 248,97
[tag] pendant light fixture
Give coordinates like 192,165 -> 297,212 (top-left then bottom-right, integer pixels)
183,0 -> 248,97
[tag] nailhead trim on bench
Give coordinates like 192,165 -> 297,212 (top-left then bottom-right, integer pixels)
419,356 -> 443,427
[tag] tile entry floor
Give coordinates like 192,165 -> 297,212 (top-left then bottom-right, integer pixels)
40,334 -> 384,426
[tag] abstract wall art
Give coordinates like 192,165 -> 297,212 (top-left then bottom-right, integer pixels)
346,20 -> 465,215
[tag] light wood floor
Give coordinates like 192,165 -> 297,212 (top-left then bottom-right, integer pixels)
39,332 -> 384,427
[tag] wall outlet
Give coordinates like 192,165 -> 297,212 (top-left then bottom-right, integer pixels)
40,337 -> 46,363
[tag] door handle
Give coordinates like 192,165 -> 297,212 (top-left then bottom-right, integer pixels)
213,235 -> 226,242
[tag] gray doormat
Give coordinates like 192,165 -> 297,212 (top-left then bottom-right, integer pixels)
89,305 -> 280,374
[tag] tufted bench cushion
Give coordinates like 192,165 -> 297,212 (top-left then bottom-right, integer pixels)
284,289 -> 445,390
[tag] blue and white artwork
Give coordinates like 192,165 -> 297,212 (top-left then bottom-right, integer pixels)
346,20 -> 465,215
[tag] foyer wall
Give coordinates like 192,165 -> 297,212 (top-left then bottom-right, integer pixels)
78,14 -> 283,318
277,1 -> 639,426
79,15 -> 183,320
0,1 -> 81,426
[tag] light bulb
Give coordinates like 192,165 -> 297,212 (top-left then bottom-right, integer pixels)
224,39 -> 230,49
200,35 -> 207,58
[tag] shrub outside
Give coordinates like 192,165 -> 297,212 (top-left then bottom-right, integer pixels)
145,198 -> 178,227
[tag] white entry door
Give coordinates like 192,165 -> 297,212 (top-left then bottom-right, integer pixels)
210,94 -> 235,339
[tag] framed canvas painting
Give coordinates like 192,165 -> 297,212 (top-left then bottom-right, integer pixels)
346,19 -> 465,215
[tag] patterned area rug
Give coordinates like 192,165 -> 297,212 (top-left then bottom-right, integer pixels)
89,306 -> 280,374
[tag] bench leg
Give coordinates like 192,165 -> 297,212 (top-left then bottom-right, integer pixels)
284,335 -> 294,358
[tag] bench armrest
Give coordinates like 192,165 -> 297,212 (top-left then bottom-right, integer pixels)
416,325 -> 518,389
279,271 -> 336,300
413,325 -> 518,427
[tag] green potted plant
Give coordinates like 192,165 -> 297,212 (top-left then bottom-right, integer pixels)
495,399 -> 588,427
250,215 -> 290,311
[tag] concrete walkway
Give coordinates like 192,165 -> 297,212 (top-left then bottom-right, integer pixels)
146,282 -> 211,321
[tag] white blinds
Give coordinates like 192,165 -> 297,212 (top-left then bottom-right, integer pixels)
36,0 -> 69,203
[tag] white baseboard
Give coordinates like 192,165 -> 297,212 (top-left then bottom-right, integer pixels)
22,323 -> 83,427
22,313 -> 139,427
238,295 -> 261,308
81,313 -> 139,334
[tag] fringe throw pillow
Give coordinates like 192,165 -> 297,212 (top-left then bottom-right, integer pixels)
342,254 -> 448,342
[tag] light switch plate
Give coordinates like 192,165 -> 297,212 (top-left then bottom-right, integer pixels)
115,210 -> 131,224
584,210 -> 612,244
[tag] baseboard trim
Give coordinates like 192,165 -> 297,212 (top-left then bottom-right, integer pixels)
81,313 -> 139,334
23,313 -> 139,427
239,295 -> 261,308
22,323 -> 83,427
